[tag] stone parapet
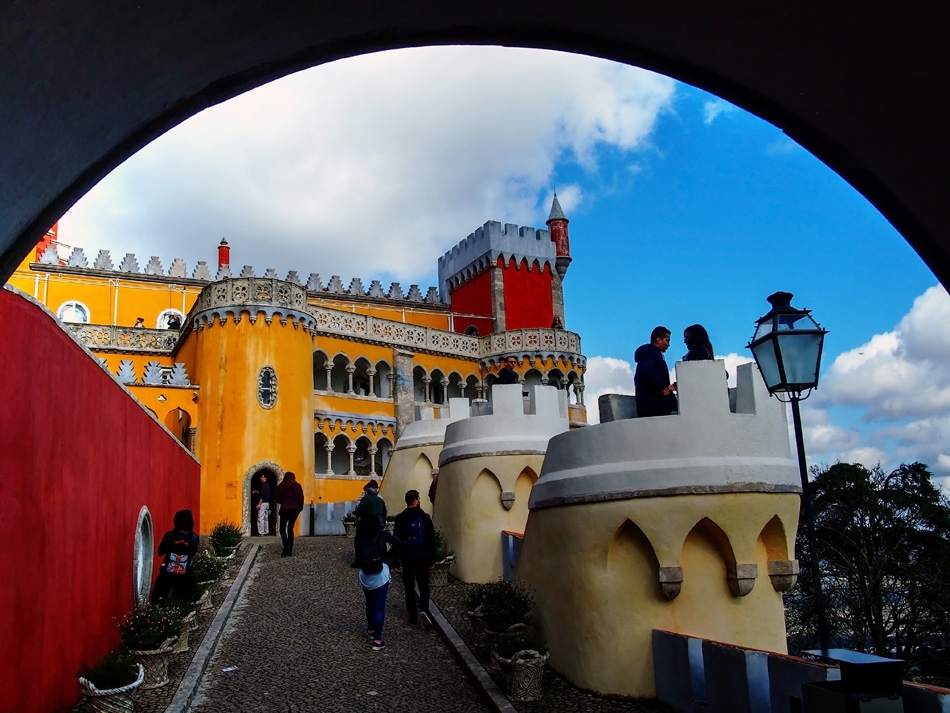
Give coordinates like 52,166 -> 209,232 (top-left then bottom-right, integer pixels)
67,324 -> 180,353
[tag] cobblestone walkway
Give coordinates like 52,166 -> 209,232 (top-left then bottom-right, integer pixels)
189,537 -> 491,713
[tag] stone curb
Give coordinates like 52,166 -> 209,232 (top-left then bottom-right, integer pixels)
164,544 -> 260,713
428,600 -> 518,713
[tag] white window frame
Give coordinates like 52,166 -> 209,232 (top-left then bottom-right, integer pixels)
57,299 -> 91,324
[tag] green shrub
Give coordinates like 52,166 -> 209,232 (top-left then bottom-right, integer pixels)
119,603 -> 182,650
209,519 -> 242,555
78,647 -> 139,690
434,528 -> 454,562
491,630 -> 548,659
468,579 -> 534,631
342,512 -> 356,523
191,548 -> 226,581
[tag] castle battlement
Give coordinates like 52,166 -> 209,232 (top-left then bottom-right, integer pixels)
34,244 -> 441,305
437,220 -> 555,300
529,361 -> 799,509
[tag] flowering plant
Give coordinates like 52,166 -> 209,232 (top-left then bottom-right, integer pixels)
467,579 -> 534,632
119,603 -> 182,650
191,548 -> 226,582
209,519 -> 242,555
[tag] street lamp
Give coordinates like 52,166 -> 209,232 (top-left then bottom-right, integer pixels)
747,291 -> 830,652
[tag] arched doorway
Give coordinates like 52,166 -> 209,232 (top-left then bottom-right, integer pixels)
243,462 -> 284,536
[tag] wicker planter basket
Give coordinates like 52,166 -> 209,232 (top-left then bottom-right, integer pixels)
493,649 -> 549,702
429,556 -> 455,587
78,663 -> 145,713
130,638 -> 176,689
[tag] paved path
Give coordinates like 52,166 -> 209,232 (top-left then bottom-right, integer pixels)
189,537 -> 492,713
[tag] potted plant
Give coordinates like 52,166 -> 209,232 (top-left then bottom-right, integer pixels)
195,582 -> 213,612
479,578 -> 534,638
157,599 -> 197,653
490,630 -> 549,702
192,548 -> 226,585
429,528 -> 456,587
342,512 -> 357,538
209,519 -> 242,557
77,647 -> 145,712
119,603 -> 182,689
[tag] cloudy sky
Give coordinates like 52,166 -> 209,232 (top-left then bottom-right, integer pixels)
58,46 -> 947,486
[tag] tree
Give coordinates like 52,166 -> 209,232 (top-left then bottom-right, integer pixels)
785,462 -> 950,685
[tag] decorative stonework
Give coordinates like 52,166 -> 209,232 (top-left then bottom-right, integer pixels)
67,324 -> 180,353
190,278 -> 317,333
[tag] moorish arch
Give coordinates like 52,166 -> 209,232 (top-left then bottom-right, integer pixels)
1,5 -> 948,295
241,460 -> 286,535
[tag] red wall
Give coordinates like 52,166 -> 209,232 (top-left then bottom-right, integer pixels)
500,256 -> 554,329
0,288 -> 201,712
449,268 -> 495,335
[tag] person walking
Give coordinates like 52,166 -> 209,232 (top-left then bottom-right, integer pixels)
392,489 -> 437,627
275,471 -> 304,557
355,516 -> 401,651
151,509 -> 200,603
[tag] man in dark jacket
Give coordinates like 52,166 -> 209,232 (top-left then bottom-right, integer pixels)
392,489 -> 437,627
275,471 -> 305,557
496,355 -> 520,385
634,326 -> 678,417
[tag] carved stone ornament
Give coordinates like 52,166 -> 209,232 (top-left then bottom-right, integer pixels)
726,562 -> 758,597
257,366 -> 277,409
767,559 -> 800,592
658,566 -> 684,600
500,491 -> 516,510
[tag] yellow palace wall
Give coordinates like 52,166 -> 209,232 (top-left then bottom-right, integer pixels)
190,314 -> 315,532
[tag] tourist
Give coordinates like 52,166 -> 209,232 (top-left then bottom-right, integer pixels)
634,326 -> 678,417
496,355 -> 519,385
353,479 -> 386,566
683,324 -> 714,361
166,313 -> 182,329
392,489 -> 437,627
151,509 -> 200,603
256,473 -> 271,536
133,316 -> 145,328
355,516 -> 401,651
275,471 -> 304,557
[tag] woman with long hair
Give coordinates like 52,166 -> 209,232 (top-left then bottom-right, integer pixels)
354,516 -> 401,651
683,324 -> 714,362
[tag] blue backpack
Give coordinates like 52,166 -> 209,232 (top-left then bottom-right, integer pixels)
405,514 -> 426,547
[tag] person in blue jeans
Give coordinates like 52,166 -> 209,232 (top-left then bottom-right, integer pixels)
355,516 -> 401,651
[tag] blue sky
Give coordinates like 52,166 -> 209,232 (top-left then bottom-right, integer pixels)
56,47 -> 947,484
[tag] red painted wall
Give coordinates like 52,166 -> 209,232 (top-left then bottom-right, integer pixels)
500,256 -> 554,329
449,268 -> 494,335
0,288 -> 201,713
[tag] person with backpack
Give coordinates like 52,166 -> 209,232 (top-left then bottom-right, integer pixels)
392,489 -> 437,628
151,509 -> 200,603
354,515 -> 401,651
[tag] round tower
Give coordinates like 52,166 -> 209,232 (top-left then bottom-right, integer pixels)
546,192 -> 571,280
188,277 -> 316,533
516,361 -> 801,697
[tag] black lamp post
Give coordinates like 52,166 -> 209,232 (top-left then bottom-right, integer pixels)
747,291 -> 830,652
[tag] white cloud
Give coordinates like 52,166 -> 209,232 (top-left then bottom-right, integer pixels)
59,47 -> 675,284
702,99 -> 737,125
583,356 -> 636,424
764,136 -> 800,155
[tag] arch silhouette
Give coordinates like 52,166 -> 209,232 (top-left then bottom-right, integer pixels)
608,519 -> 661,600
0,5 -> 947,292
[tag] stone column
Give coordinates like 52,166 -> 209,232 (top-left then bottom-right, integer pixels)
369,445 -> 378,476
324,364 -> 333,392
393,349 -> 416,436
440,377 -> 450,404
576,382 -> 585,406
346,444 -> 356,475
387,372 -> 395,400
367,368 -> 376,397
324,442 -> 334,475
346,365 -> 355,394
423,375 -> 432,403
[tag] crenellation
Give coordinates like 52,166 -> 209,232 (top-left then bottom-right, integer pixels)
193,261 -> 212,280
285,270 -> 301,285
142,360 -> 164,385
326,275 -> 345,293
306,273 -> 323,291
67,247 -> 89,268
425,286 -> 440,304
348,277 -> 365,296
263,268 -> 278,279
406,284 -> 423,301
388,282 -> 404,300
118,253 -> 140,273
215,264 -> 232,280
169,258 -> 187,277
117,359 -> 137,384
94,250 -> 113,270
239,265 -> 255,278
168,363 -> 191,385
145,256 -> 163,275
39,244 -> 60,264
368,280 -> 386,298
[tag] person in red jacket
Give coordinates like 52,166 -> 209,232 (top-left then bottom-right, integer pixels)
275,472 -> 305,557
